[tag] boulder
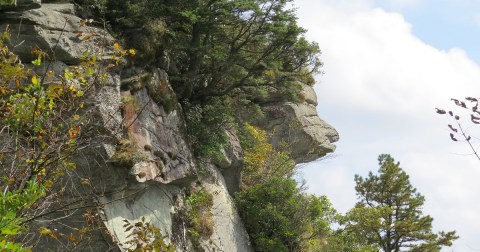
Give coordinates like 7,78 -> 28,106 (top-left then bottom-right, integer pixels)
0,3 -> 114,64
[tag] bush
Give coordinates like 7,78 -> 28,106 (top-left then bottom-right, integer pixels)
183,97 -> 235,158
0,25 -> 133,249
185,188 -> 214,239
122,217 -> 175,252
235,125 -> 336,251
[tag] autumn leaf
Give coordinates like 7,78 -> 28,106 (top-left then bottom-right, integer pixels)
448,124 -> 458,132
39,226 -> 53,236
471,114 -> 480,124
450,133 -> 458,141
435,108 -> 446,114
451,98 -> 467,108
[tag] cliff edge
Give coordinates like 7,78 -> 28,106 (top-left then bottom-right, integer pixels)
0,2 -> 338,251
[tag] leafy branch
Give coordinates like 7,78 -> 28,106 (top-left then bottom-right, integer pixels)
436,97 -> 480,160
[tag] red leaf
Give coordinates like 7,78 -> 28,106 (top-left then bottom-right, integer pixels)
471,114 -> 480,124
466,97 -> 478,102
449,111 -> 454,116
448,124 -> 458,132
473,106 -> 478,112
450,133 -> 458,141
455,115 -> 460,120
451,99 -> 467,108
435,108 -> 446,114
467,136 -> 472,141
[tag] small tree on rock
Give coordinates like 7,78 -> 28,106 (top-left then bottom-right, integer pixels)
345,154 -> 458,252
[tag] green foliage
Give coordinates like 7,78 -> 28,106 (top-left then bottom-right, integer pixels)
78,0 -> 321,102
0,180 -> 45,251
344,154 -> 458,252
236,177 -> 336,251
183,97 -> 234,158
123,217 -> 175,252
185,188 -> 214,240
316,228 -> 378,252
236,124 -> 336,251
0,0 -> 15,6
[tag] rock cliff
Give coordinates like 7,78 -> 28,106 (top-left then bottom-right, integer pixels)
0,2 -> 338,251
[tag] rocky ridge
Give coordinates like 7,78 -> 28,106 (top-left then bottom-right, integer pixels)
0,2 -> 339,251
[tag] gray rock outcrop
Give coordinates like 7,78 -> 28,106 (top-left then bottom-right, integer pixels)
258,84 -> 339,163
0,2 -> 338,251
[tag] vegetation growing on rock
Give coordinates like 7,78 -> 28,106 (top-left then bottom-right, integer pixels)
0,1 -> 459,251
236,124 -> 337,251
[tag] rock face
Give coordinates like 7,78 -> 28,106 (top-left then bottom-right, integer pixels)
0,3 -> 111,64
258,85 -> 339,163
0,2 -> 338,251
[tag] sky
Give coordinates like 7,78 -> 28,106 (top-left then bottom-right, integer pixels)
295,0 -> 480,251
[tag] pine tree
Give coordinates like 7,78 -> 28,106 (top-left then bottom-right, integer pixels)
346,154 -> 458,252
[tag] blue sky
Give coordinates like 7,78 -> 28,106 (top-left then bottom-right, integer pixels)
378,0 -> 480,63
295,0 -> 480,251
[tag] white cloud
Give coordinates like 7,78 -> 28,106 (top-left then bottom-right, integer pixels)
378,0 -> 421,10
296,0 -> 480,251
301,5 -> 480,116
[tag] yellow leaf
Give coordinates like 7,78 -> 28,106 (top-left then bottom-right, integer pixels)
32,75 -> 38,85
113,42 -> 121,50
40,227 -> 53,236
67,233 -> 78,243
129,49 -> 136,56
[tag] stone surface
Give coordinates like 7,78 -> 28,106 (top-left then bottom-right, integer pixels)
201,167 -> 252,252
120,70 -> 197,185
101,184 -> 181,251
212,129 -> 244,195
0,3 -> 114,64
258,84 -> 339,163
302,84 -> 318,106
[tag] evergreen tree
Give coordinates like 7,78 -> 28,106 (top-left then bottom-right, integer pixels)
345,154 -> 458,252
97,0 -> 321,102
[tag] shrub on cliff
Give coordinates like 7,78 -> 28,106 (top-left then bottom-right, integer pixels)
0,26 -> 132,250
236,124 -> 337,251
